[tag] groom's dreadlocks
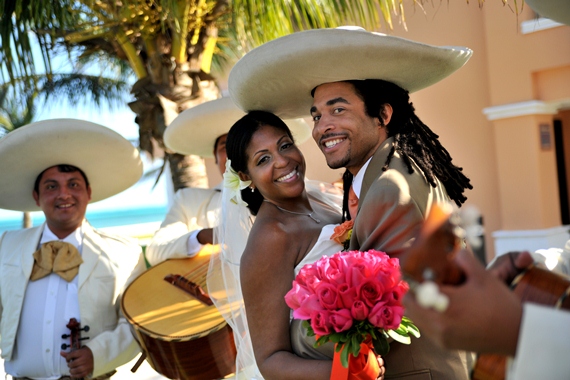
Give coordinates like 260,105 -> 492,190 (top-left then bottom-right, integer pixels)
349,79 -> 472,207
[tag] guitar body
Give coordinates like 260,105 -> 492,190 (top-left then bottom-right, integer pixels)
471,265 -> 570,380
121,246 -> 237,380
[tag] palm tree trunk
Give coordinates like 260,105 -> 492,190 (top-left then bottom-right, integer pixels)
23,211 -> 32,228
167,153 -> 208,191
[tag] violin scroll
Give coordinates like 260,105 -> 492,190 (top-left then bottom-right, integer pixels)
61,318 -> 89,350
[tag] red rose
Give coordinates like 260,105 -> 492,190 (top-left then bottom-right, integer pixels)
358,279 -> 384,307
351,300 -> 369,321
316,282 -> 340,310
330,309 -> 353,333
311,310 -> 333,336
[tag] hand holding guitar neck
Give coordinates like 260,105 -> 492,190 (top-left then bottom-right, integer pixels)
399,202 -> 465,309
401,203 -> 570,380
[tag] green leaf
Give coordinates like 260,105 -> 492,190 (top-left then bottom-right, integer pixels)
315,335 -> 330,347
401,316 -> 413,324
387,329 -> 411,344
340,343 -> 350,368
330,333 -> 346,344
350,335 -> 362,357
400,317 -> 421,338
373,335 -> 390,356
407,324 -> 421,338
393,325 -> 408,335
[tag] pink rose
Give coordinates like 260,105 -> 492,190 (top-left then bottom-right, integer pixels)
284,282 -> 311,310
346,260 -> 368,288
315,282 -> 340,310
329,309 -> 353,333
338,283 -> 357,309
351,300 -> 369,321
381,280 -> 410,306
293,294 -> 323,320
375,257 -> 401,288
297,264 -> 321,290
369,302 -> 404,330
322,258 -> 346,285
310,310 -> 333,336
358,279 -> 384,307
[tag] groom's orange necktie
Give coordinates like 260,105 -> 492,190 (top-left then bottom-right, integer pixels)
348,185 -> 359,220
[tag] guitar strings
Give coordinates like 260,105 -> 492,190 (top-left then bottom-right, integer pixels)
181,261 -> 210,287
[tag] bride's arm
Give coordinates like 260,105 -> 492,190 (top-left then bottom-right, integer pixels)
240,221 -> 333,380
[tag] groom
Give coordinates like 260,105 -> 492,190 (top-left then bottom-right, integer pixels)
228,28 -> 474,379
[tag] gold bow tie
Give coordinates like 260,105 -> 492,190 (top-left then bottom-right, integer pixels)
30,241 -> 84,282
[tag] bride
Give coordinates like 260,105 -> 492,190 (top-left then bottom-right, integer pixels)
208,111 -> 384,380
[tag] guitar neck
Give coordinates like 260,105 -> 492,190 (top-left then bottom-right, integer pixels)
400,203 -> 465,286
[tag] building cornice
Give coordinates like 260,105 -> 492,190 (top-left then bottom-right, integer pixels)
521,17 -> 564,34
483,100 -> 557,121
483,99 -> 570,121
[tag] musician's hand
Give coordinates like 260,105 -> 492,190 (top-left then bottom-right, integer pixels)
197,228 -> 214,245
376,355 -> 385,380
61,346 -> 94,379
488,251 -> 534,284
403,249 -> 522,356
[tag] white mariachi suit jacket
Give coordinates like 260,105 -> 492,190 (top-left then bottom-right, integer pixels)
146,185 -> 221,267
0,222 -> 146,377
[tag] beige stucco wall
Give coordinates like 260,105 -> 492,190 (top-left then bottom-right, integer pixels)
482,2 -> 570,236
206,2 -> 570,261
483,4 -> 570,105
382,2 -> 502,260
493,114 -> 561,229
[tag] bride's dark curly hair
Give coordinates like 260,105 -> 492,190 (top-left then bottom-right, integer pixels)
226,110 -> 295,215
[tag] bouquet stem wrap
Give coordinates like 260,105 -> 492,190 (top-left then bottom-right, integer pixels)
331,342 -> 380,380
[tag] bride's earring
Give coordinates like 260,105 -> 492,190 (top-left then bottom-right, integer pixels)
250,187 -> 255,192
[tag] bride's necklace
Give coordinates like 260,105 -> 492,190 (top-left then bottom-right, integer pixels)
263,200 -> 321,223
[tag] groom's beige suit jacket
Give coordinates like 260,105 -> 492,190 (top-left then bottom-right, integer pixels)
349,137 -> 474,379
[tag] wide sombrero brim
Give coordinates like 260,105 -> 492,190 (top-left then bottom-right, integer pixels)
164,97 -> 312,157
229,28 -> 473,119
524,0 -> 570,26
0,119 -> 143,212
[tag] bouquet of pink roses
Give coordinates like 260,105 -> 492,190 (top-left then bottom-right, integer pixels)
285,249 -> 419,374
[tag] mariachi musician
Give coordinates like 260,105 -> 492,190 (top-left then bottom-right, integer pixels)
0,119 -> 146,379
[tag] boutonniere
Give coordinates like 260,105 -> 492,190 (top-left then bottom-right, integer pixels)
330,220 -> 354,250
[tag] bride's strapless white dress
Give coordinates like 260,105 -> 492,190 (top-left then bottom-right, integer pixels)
291,224 -> 343,360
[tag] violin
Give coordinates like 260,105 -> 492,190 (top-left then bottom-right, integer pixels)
61,318 -> 90,379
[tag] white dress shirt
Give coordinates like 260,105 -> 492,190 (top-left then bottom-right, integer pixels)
351,156 -> 373,199
6,224 -> 83,379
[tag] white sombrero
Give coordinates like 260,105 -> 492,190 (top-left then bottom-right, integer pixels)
164,97 -> 312,158
228,27 -> 473,119
0,119 -> 143,212
524,0 -> 570,26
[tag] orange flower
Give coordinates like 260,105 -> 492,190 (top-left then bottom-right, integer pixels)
331,220 -> 354,246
